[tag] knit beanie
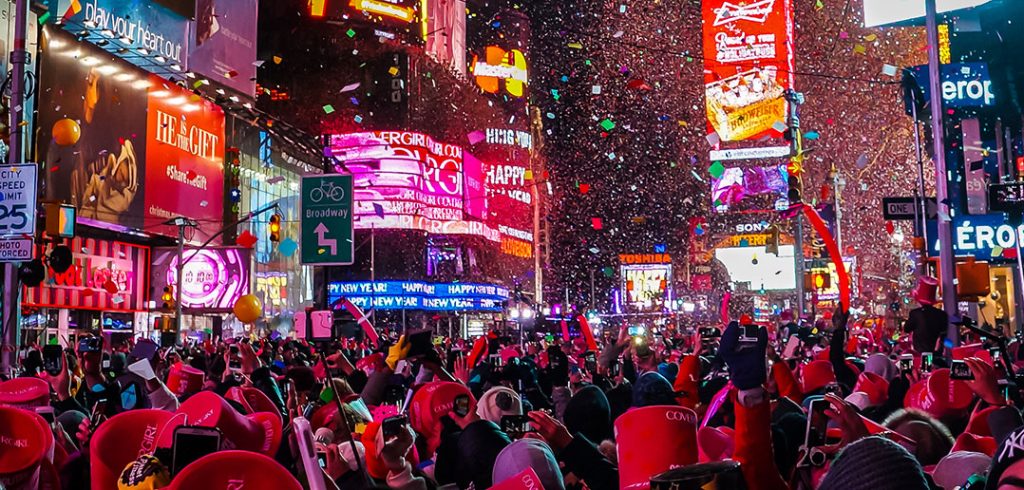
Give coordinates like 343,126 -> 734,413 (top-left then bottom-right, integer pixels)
633,372 -> 676,408
818,437 -> 929,490
476,386 -> 523,424
492,439 -> 565,490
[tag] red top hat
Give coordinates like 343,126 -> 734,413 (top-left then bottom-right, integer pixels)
168,450 -> 301,490
801,360 -> 836,393
0,407 -> 54,490
90,409 -> 173,490
165,362 -> 204,398
0,378 -> 50,409
161,391 -> 282,456
408,382 -> 473,455
615,405 -> 698,490
853,371 -> 889,407
965,406 -> 999,437
912,276 -> 940,306
361,419 -> 420,480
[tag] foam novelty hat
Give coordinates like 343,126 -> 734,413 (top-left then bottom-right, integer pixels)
0,407 -> 55,490
853,371 -> 889,407
165,362 -> 204,398
90,409 -> 174,490
0,377 -> 50,408
225,386 -> 282,421
160,391 -> 282,456
906,369 -> 973,418
912,276 -> 940,306
801,360 -> 836,393
408,381 -> 473,455
361,419 -> 421,480
168,451 -> 301,490
615,405 -> 699,490
697,426 -> 734,463
952,432 -> 996,457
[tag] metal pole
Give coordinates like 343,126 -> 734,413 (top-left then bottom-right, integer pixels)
832,166 -> 844,253
370,227 -> 375,328
787,90 -> 806,316
0,0 -> 28,374
590,269 -> 595,308
925,0 -> 959,346
911,85 -> 929,274
176,224 -> 185,337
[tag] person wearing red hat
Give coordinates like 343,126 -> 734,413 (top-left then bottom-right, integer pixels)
904,276 -> 949,353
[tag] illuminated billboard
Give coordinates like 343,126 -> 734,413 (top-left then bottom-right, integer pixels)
701,0 -> 794,142
326,131 -> 499,241
862,0 -> 993,27
621,264 -> 673,307
714,244 -> 796,291
711,164 -> 789,212
327,280 -> 510,311
487,161 -> 533,257
151,247 -> 251,312
472,46 -> 528,98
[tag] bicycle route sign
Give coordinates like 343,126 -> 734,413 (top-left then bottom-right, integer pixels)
300,174 -> 354,266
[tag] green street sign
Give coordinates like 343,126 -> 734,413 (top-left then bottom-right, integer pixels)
300,174 -> 354,265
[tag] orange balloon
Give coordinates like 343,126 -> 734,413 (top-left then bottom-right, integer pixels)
233,294 -> 262,323
52,118 -> 81,146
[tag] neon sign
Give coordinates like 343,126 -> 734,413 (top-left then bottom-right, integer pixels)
327,280 -> 510,311
472,46 -> 528,98
621,264 -> 672,306
927,214 -> 1024,260
349,0 -> 416,22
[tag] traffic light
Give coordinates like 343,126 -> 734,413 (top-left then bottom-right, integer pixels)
787,160 -> 803,204
161,286 -> 175,311
269,214 -> 282,242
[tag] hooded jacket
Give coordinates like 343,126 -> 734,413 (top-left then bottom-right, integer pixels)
564,385 -> 612,444
455,419 -> 511,489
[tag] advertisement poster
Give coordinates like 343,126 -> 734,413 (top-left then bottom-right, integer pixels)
38,29 -> 149,230
144,73 -> 226,241
711,164 -> 790,212
49,0 -> 190,68
425,0 -> 467,77
151,247 -> 250,312
189,0 -> 258,97
702,0 -> 794,142
327,131 -> 500,242
463,152 -> 488,221
23,237 -> 149,311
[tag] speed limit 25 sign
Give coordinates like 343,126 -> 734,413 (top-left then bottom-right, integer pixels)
0,164 -> 37,237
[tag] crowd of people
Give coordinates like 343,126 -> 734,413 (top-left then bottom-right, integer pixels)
1,277 -> 1023,489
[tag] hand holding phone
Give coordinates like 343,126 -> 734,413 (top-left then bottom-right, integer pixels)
500,415 -> 535,438
43,345 -> 63,376
171,426 -> 221,476
951,360 -> 975,380
382,415 -> 409,440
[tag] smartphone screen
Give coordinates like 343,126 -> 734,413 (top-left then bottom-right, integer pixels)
950,360 -> 974,380
382,415 -> 407,439
805,399 -> 830,448
921,352 -> 933,373
404,328 -> 434,358
500,415 -> 534,436
90,399 -> 108,428
316,451 -> 328,469
172,427 -> 221,476
43,345 -> 63,375
453,394 -> 470,417
899,354 -> 914,372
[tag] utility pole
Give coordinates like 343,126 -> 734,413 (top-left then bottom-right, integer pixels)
786,89 -> 806,317
925,0 -> 959,346
1,0 -> 28,374
166,217 -> 198,338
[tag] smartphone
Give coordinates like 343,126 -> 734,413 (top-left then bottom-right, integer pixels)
404,328 -> 434,358
627,326 -> 645,337
698,327 -> 720,338
740,324 -> 760,343
171,426 -> 222,476
583,352 -> 597,373
782,336 -> 802,359
228,358 -> 242,373
35,406 -> 56,425
453,394 -> 470,417
90,399 -> 108,428
804,398 -> 830,449
316,450 -> 328,469
490,353 -> 504,368
898,354 -> 914,372
382,415 -> 408,440
500,415 -> 534,436
921,352 -> 933,373
950,360 -> 975,380
43,345 -> 63,376
78,336 -> 102,353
